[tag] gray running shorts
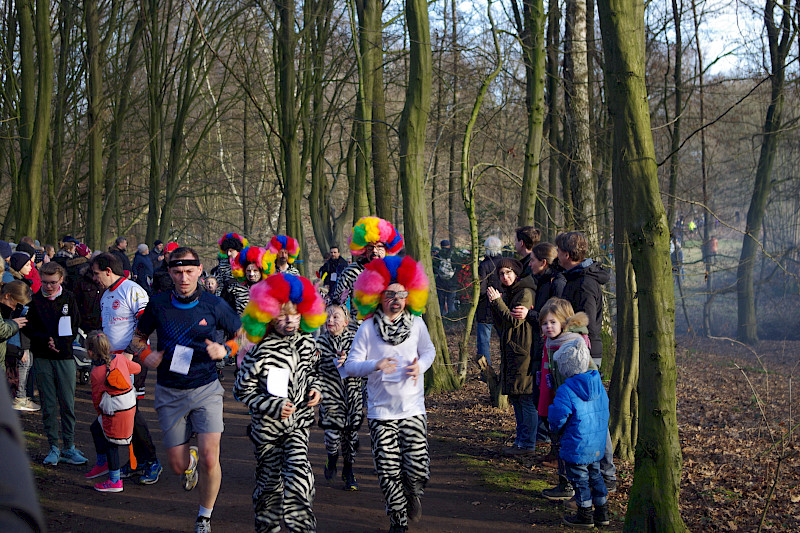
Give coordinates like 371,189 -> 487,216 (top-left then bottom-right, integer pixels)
154,380 -> 224,448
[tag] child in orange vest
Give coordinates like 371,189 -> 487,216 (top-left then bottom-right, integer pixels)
84,332 -> 140,492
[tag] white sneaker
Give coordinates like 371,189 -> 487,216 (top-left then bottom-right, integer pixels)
13,397 -> 40,412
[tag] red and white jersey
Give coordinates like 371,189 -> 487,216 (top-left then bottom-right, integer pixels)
101,277 -> 149,352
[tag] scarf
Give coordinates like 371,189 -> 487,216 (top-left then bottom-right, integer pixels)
373,307 -> 413,345
44,285 -> 63,301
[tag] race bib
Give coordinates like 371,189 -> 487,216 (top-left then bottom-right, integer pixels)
169,344 -> 194,375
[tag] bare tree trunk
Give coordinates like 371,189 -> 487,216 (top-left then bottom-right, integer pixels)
84,0 -> 103,250
564,0 -> 597,246
666,0 -> 683,230
142,0 -> 164,244
545,2 -> 561,236
370,1 -> 392,220
736,0 -> 794,345
513,0 -> 546,228
14,0 -> 52,239
446,0 -> 459,246
598,0 -> 687,529
400,0 -> 458,393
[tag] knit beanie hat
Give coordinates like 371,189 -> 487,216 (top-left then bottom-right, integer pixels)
76,243 -> 92,258
9,252 -> 31,272
15,242 -> 36,257
496,257 -> 523,278
553,337 -> 591,379
0,241 -> 11,260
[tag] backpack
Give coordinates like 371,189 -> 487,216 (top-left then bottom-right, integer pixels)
438,257 -> 455,280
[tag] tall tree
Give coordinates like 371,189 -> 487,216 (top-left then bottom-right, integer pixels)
84,0 -> 103,250
665,0 -> 683,230
544,1 -> 561,236
597,0 -> 687,529
512,0 -> 546,227
736,0 -> 795,345
370,1 -> 392,220
400,0 -> 458,392
15,0 -> 53,239
564,0 -> 597,245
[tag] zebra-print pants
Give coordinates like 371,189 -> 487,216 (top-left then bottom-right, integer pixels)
369,415 -> 430,528
252,427 -> 316,533
323,428 -> 360,463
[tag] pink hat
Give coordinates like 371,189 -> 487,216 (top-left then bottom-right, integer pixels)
75,243 -> 92,258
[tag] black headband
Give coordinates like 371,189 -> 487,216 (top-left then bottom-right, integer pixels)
169,258 -> 200,268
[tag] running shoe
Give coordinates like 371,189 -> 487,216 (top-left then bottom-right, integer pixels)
85,463 -> 110,479
43,446 -> 60,466
408,494 -> 422,522
60,446 -> 88,465
194,516 -> 212,533
324,456 -> 337,481
139,460 -> 163,485
342,470 -> 358,491
94,479 -> 123,493
120,462 -> 143,479
182,446 -> 199,491
12,397 -> 40,412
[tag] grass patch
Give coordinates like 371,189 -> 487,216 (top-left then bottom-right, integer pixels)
456,454 -> 550,494
484,431 -> 506,439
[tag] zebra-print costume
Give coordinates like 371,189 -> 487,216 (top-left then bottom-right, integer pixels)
369,415 -> 430,529
315,329 -> 363,462
277,265 -> 301,276
216,255 -> 233,285
221,280 -> 251,315
330,262 -> 364,333
233,331 -> 320,533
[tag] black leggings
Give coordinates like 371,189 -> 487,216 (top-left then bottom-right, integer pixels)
90,419 -> 120,471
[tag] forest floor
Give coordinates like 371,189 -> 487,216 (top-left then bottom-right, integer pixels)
18,333 -> 800,532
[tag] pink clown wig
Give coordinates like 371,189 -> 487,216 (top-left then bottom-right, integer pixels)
352,255 -> 428,320
231,246 -> 275,282
349,216 -> 404,256
268,235 -> 300,263
241,272 -> 327,342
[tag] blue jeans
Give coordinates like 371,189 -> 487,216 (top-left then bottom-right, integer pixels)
509,394 -> 538,449
476,322 -> 492,366
564,461 -> 608,507
600,430 -> 617,480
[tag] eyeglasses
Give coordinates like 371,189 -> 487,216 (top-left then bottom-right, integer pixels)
384,290 -> 408,300
41,280 -> 62,286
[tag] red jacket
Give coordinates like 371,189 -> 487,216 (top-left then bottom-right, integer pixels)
25,266 -> 41,293
91,355 -> 140,444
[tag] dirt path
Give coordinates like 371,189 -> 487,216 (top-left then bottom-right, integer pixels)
21,372 -> 573,533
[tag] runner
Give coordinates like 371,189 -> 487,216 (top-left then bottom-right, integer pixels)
268,235 -> 301,276
130,247 -> 242,533
331,216 -> 403,329
344,255 -> 434,533
90,252 -> 163,484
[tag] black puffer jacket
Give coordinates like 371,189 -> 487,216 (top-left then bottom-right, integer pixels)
561,259 -> 610,360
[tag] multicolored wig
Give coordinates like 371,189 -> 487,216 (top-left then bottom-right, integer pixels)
352,255 -> 428,320
231,246 -> 275,282
218,232 -> 249,258
349,216 -> 404,256
241,273 -> 327,342
268,235 -> 300,263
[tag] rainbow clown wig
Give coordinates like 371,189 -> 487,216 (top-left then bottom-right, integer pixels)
231,246 -> 275,282
268,235 -> 300,263
349,216 -> 404,256
218,233 -> 248,258
241,273 -> 327,342
352,255 -> 428,320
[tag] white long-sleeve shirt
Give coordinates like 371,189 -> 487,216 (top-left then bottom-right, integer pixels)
344,314 -> 436,420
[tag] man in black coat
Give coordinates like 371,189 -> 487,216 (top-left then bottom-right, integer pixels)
317,245 -> 348,295
555,231 -> 610,368
109,236 -> 132,273
476,236 -> 503,366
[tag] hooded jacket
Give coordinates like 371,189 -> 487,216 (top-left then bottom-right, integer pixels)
490,275 -> 536,395
561,259 -> 610,361
548,369 -> 609,465
476,255 -> 502,324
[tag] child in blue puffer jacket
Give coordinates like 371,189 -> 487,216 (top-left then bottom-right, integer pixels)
548,337 -> 610,529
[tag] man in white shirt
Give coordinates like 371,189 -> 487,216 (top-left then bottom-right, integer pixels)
90,252 -> 163,485
344,256 -> 435,533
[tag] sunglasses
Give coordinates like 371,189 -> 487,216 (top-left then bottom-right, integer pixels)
384,290 -> 408,300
